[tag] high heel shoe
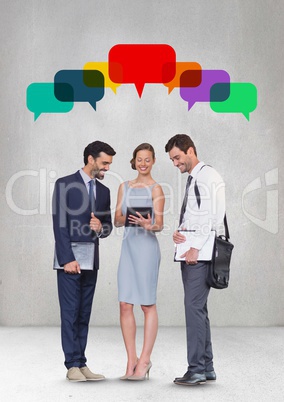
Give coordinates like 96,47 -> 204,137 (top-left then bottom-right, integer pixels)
119,361 -> 138,380
127,361 -> 152,381
119,373 -> 132,380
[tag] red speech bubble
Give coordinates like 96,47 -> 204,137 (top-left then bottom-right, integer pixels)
108,44 -> 176,97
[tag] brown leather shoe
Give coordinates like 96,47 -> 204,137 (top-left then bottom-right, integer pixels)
80,366 -> 105,381
66,367 -> 87,382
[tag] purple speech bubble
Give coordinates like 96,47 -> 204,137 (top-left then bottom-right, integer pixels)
180,69 -> 230,110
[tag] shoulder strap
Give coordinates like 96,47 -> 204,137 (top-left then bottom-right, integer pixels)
195,164 -> 230,239
223,214 -> 230,239
194,164 -> 208,209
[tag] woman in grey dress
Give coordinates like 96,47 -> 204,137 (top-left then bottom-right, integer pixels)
114,143 -> 165,381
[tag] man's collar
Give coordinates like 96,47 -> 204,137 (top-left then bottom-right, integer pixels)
79,168 -> 96,185
189,161 -> 205,178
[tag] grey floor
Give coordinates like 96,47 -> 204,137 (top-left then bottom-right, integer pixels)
1,326 -> 283,402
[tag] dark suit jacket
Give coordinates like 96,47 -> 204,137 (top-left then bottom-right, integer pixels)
52,170 -> 112,269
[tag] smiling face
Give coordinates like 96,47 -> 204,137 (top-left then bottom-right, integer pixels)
168,146 -> 197,174
134,149 -> 155,175
88,152 -> 113,180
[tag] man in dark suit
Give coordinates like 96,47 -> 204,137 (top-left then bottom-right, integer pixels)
52,140 -> 116,382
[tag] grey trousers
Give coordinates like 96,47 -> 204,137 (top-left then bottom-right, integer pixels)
181,261 -> 214,373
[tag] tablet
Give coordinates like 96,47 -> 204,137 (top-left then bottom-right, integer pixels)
125,207 -> 153,227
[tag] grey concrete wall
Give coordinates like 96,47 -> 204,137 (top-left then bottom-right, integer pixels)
1,0 -> 283,326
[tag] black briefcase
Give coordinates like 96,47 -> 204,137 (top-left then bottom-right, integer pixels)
207,215 -> 234,289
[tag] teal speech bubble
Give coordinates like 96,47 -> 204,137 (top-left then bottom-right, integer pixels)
210,82 -> 257,121
26,83 -> 73,121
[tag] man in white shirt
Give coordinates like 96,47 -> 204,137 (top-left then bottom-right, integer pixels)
165,134 -> 225,386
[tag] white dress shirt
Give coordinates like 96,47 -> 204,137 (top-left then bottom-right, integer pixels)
180,161 -> 225,250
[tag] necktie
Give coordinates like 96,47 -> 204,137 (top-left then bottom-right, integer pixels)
179,175 -> 193,226
89,179 -> 95,213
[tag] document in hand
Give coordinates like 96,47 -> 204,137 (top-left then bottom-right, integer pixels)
53,242 -> 95,270
174,231 -> 215,262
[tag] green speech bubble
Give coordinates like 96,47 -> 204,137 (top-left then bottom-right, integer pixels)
26,83 -> 73,121
210,82 -> 257,121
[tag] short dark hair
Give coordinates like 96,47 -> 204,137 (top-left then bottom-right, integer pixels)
165,134 -> 197,156
130,143 -> 155,170
84,141 -> 116,165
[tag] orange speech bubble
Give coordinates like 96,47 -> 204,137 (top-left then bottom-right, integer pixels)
163,62 -> 202,94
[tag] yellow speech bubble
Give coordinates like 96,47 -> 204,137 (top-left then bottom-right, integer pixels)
163,62 -> 202,94
84,62 -> 121,93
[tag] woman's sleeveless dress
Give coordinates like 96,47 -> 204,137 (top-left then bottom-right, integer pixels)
117,182 -> 161,305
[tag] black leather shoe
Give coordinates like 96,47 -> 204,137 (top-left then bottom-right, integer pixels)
174,370 -> 190,383
174,372 -> 206,386
205,370 -> 216,381
174,370 -> 216,383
